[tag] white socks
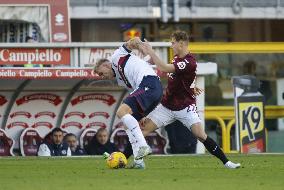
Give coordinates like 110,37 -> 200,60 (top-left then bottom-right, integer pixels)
125,128 -> 144,165
121,114 -> 147,165
121,114 -> 147,147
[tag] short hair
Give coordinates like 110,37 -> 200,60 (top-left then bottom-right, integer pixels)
51,128 -> 63,135
64,133 -> 76,141
64,133 -> 76,139
171,30 -> 189,42
93,58 -> 110,72
96,128 -> 108,135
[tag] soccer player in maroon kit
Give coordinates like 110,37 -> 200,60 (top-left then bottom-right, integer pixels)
139,30 -> 241,169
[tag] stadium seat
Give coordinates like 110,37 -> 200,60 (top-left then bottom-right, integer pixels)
79,128 -> 98,149
110,128 -> 129,152
0,129 -> 15,156
110,128 -> 168,154
145,131 -> 168,154
20,128 -> 43,156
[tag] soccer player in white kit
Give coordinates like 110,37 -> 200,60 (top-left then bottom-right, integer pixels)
94,38 -> 163,168
139,31 -> 241,169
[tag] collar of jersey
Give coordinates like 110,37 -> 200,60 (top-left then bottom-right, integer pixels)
122,44 -> 132,53
112,68 -> 116,77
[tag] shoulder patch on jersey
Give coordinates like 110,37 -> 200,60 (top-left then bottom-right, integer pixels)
177,61 -> 186,70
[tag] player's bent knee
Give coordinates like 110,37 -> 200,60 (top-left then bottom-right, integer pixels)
142,118 -> 158,136
142,129 -> 151,137
116,104 -> 133,119
116,109 -> 127,119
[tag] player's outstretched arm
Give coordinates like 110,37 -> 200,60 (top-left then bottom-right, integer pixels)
140,39 -> 175,73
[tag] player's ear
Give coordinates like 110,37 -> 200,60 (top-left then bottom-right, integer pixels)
106,62 -> 112,69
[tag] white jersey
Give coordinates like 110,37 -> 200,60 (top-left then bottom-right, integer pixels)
111,45 -> 157,90
37,143 -> 71,156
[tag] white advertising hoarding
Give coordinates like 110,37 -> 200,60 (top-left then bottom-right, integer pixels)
5,91 -> 67,148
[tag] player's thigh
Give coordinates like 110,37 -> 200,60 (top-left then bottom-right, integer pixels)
175,105 -> 201,130
147,104 -> 175,129
123,85 -> 159,121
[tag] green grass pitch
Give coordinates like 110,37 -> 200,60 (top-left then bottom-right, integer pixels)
0,154 -> 283,190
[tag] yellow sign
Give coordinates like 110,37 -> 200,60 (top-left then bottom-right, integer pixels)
123,28 -> 141,41
239,102 -> 264,140
238,101 -> 266,153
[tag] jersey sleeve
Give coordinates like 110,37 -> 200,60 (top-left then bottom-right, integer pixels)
37,143 -> 51,156
173,57 -> 196,75
111,45 -> 131,68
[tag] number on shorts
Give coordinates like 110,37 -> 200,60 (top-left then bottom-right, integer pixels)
187,105 -> 197,112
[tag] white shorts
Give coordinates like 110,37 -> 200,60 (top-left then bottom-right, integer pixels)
147,104 -> 201,130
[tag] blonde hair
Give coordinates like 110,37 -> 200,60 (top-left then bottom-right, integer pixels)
127,37 -> 143,50
93,58 -> 110,73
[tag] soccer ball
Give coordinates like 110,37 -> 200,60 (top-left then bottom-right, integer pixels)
106,152 -> 128,169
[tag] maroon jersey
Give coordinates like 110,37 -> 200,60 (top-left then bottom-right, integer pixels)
161,53 -> 197,111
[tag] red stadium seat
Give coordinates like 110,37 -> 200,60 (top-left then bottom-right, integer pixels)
110,128 -> 128,152
145,131 -> 168,154
110,128 -> 168,154
79,128 -> 98,149
20,128 -> 43,156
0,129 -> 15,156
